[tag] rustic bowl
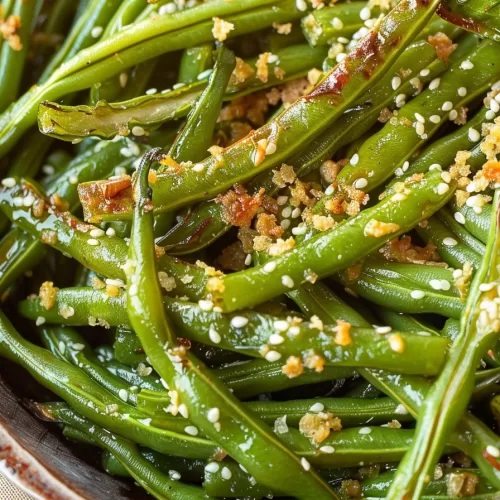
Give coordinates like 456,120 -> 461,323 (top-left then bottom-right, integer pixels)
0,359 -> 150,500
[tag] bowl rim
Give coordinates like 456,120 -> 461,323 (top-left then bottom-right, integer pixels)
0,421 -> 84,500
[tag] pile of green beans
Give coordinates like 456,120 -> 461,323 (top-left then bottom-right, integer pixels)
0,0 -> 499,499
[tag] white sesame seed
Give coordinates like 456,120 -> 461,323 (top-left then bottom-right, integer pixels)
280,219 -> 291,230
309,402 -> 325,412
437,183 -> 449,195
269,334 -> 285,345
351,153 -> 359,166
453,269 -> 463,279
198,300 -> 213,311
443,237 -> 458,247
231,316 -> 249,328
420,69 -> 430,77
375,326 -> 392,334
331,17 -> 344,30
449,110 -> 458,121
395,404 -> 408,415
454,212 -> 466,224
132,126 -> 145,137
296,0 -> 308,11
208,326 -> 221,344
173,83 -> 185,90
487,445 -> 500,458
360,6 -> 371,20
281,275 -> 294,288
486,110 -> 496,120
415,122 -> 425,136
266,142 -> 277,155
291,207 -> 302,219
496,93 -> 500,103
207,408 -> 220,423
460,60 -> 474,70
265,350 -> 282,362
90,228 -> 105,238
395,168 -> 404,177
292,225 -> 307,235
440,280 -> 451,291
415,112 -> 425,123
430,279 -> 442,290
159,3 -> 176,14
268,54 -> 279,64
441,171 -> 452,183
69,175 -> 79,185
337,36 -> 349,44
458,87 -> 467,97
468,128 -> 480,142
359,427 -> 372,435
106,227 -> 116,237
35,316 -> 46,326
429,78 -> 440,91
429,163 -> 442,171
391,76 -> 401,91
442,101 -> 453,111
178,404 -> 189,418
274,320 -> 289,332
490,99 -> 500,113
325,185 -> 335,195
320,446 -> 335,453
23,195 -> 34,207
169,470 -> 181,480
402,161 -> 409,172
1,178 -> 16,188
429,115 -> 441,124
479,283 -> 495,292
87,238 -> 99,246
184,426 -> 199,436
244,254 -> 252,266
91,26 -> 103,38
282,206 -> 292,218
336,53 -> 346,63
277,196 -> 288,206
301,458 -> 311,471
263,262 -> 277,274
410,290 -> 425,299
221,467 -> 232,480
145,88 -> 157,95
205,462 -> 220,473
353,178 -> 368,189
106,278 -> 125,287
119,389 -> 128,402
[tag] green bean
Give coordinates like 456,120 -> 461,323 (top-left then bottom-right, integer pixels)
212,170 -> 456,312
0,0 -> 41,113
114,327 -> 146,365
438,0 -> 500,42
39,43 -> 327,143
375,309 -> 440,337
125,149 -> 337,499
416,210 -> 484,269
178,43 -> 213,84
336,38 -> 500,193
451,198 -> 491,244
337,258 -> 462,319
77,0 -> 443,222
168,45 -> 235,164
301,3 -> 380,46
388,190 -> 500,499
41,403 -> 215,500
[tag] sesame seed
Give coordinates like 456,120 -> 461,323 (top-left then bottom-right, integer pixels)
442,101 -> 453,111
395,94 -> 406,107
169,470 -> 181,480
281,275 -> 294,288
441,171 -> 452,183
197,68 -> 213,81
325,185 -> 334,195
486,110 -> 496,120
268,54 -> 279,64
119,389 -> 128,402
91,26 -> 103,38
353,177 -> 368,189
487,445 -> 500,458
69,175 -> 79,185
132,126 -> 145,137
106,228 -> 116,237
402,161 -> 409,172
106,278 -> 125,287
395,404 -> 408,415
490,100 -> 500,113
449,110 -> 458,121
266,142 -> 277,155
269,334 -> 285,345
198,300 -> 213,311
262,262 -> 278,276
274,320 -> 289,332
338,36 -> 349,44
291,207 -> 302,218
429,163 -> 442,171
245,254 -> 252,266
360,6 -> 371,20
415,112 -> 425,123
292,225 -> 307,235
23,195 -> 34,207
35,316 -> 46,326
119,72 -> 128,88
375,326 -> 392,334
1,178 -> 16,188
391,76 -> 401,91
331,17 -> 344,30
468,128 -> 480,142
280,219 -> 291,230
320,446 -> 335,453
410,290 -> 425,299
351,153 -> 359,166
458,87 -> 467,97
173,83 -> 185,90
192,163 -> 205,173
301,458 -> 311,471
443,237 -> 458,247
178,404 -> 189,418
440,280 -> 451,291
145,88 -> 157,95
282,206 -> 292,218
395,168 -> 404,177
184,426 -> 199,436
231,316 -> 249,328
436,183 -> 449,195
415,122 -> 425,136
221,467 -> 232,480
430,279 -> 442,290
296,0 -> 308,11
460,60 -> 474,70
454,212 -> 466,224
209,326 -> 221,344
265,350 -> 282,362
429,115 -> 441,124
205,462 -> 220,473
159,3 -> 176,14
388,333 -> 405,353
207,408 -> 220,423
87,239 -> 99,246
479,283 -> 496,292
429,78 -> 440,90
90,228 -> 105,238
420,69 -> 430,77
309,402 -> 325,412
277,196 -> 288,206
359,427 -> 372,435
336,53 -> 346,63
